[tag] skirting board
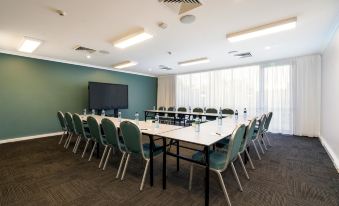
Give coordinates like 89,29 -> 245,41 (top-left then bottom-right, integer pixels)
0,132 -> 63,145
319,136 -> 339,173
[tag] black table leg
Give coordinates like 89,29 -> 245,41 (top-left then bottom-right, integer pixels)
176,140 -> 180,171
162,137 -> 167,190
204,146 -> 210,206
149,135 -> 154,186
144,111 -> 147,121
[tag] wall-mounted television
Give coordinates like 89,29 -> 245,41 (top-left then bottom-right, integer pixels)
88,82 -> 128,110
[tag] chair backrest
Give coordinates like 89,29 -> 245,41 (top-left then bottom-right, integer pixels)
167,107 -> 175,117
264,112 -> 273,131
240,118 -> 257,153
158,106 -> 166,111
178,107 -> 187,112
224,124 -> 246,168
87,116 -> 102,142
167,106 -> 175,111
57,111 -> 66,131
193,107 -> 203,113
258,114 -> 267,134
222,108 -> 234,115
206,108 -> 217,114
64,112 -> 75,133
101,118 -> 120,147
73,113 -> 86,137
120,121 -> 143,155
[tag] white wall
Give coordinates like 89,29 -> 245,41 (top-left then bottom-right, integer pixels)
321,24 -> 339,171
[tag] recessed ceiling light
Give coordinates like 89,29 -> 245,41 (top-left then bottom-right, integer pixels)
18,37 -> 42,53
113,28 -> 153,49
178,57 -> 210,66
86,54 -> 91,59
113,61 -> 138,69
227,17 -> 297,42
265,46 -> 271,50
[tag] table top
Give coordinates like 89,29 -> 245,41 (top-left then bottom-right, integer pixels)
80,115 -> 183,136
157,116 -> 253,146
145,109 -> 228,117
81,114 -> 255,146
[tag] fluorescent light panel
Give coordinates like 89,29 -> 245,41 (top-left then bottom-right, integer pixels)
18,37 -> 42,53
178,57 -> 210,66
113,61 -> 138,69
114,29 -> 153,49
227,17 -> 297,42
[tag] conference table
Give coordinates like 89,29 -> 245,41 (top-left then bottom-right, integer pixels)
144,109 -> 228,126
81,114 -> 252,206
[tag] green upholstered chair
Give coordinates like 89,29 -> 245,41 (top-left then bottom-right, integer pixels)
251,114 -> 267,160
189,124 -> 247,206
177,107 -> 188,125
64,112 -> 76,149
206,108 -> 218,121
158,106 -> 166,111
72,113 -> 91,155
222,108 -> 234,115
165,106 -> 176,124
101,118 -> 127,177
57,111 -> 67,145
119,121 -> 163,191
86,116 -> 103,162
262,112 -> 273,147
240,118 -> 257,171
193,107 -> 203,113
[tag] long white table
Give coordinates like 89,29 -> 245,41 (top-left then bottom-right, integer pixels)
81,114 -> 254,206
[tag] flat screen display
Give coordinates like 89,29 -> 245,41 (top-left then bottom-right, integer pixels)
88,82 -> 128,109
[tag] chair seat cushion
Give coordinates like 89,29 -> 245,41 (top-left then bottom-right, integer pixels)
143,143 -> 163,158
192,150 -> 227,170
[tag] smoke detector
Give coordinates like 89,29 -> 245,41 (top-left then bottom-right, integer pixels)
180,15 -> 196,24
159,0 -> 204,15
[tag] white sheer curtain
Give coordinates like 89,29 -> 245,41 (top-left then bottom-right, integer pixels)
157,75 -> 176,108
174,54 -> 321,136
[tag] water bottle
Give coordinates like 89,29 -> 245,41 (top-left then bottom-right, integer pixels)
219,107 -> 222,114
235,109 -> 238,116
83,108 -> 87,115
203,107 -> 206,114
92,109 -> 95,115
188,106 -> 191,113
155,113 -> 160,128
101,109 -> 105,117
135,112 -> 139,125
195,117 -> 200,132
243,108 -> 247,119
118,111 -> 122,122
217,110 -> 222,126
153,106 -> 156,110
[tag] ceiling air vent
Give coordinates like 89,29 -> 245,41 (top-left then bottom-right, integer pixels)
159,0 -> 204,15
159,65 -> 173,71
234,52 -> 252,58
74,46 -> 96,53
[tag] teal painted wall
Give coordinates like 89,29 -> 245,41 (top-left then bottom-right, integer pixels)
0,53 -> 157,140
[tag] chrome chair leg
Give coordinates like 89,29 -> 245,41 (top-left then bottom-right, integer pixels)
245,148 -> 255,169
261,134 -> 268,151
103,147 -> 112,171
265,132 -> 272,146
140,159 -> 150,191
189,164 -> 194,191
88,142 -> 97,161
58,131 -> 66,144
116,152 -> 126,179
64,134 -> 71,148
99,145 -> 108,168
257,138 -> 265,154
238,153 -> 249,180
252,140 -> 261,160
66,134 -> 73,149
73,136 -> 81,153
74,137 -> 82,154
230,162 -> 243,192
121,153 -> 131,180
216,171 -> 232,206
82,139 -> 90,158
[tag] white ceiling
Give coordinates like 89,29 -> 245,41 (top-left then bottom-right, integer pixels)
0,0 -> 338,76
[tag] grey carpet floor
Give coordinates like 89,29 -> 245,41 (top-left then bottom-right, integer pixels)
0,134 -> 338,206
